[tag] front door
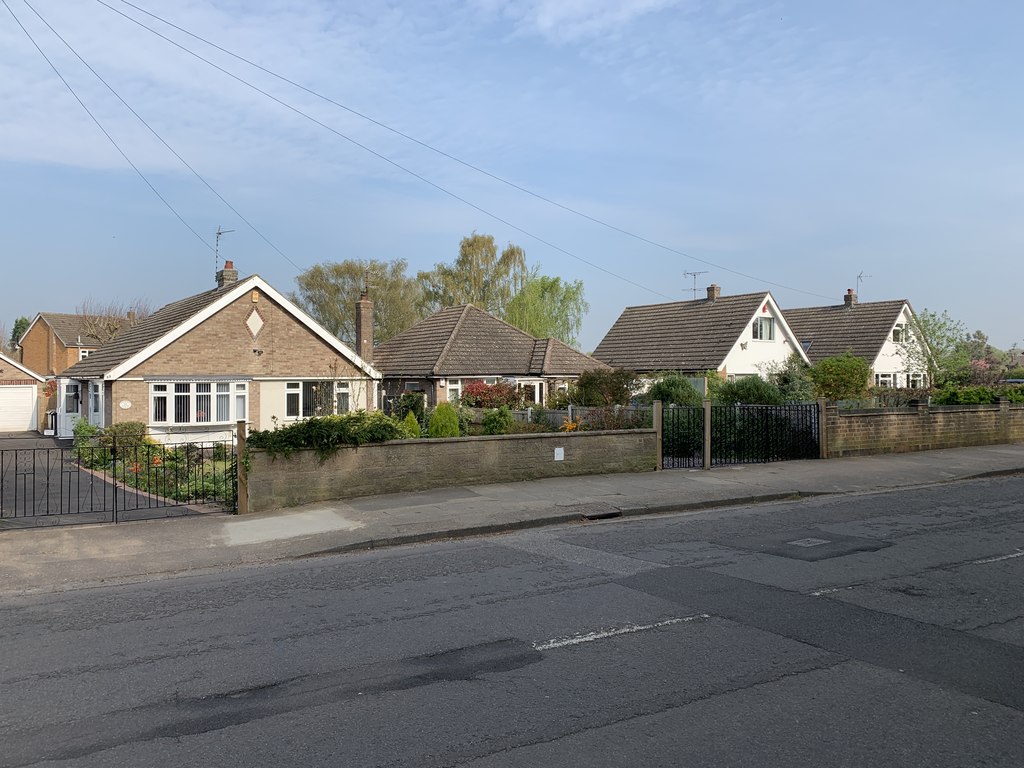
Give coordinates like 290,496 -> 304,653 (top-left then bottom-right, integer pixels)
57,379 -> 81,439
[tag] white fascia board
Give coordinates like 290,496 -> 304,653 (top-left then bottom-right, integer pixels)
106,276 -> 382,381
16,313 -> 44,347
0,351 -> 45,381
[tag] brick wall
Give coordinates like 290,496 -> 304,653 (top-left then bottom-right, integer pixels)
826,402 -> 1024,457
245,430 -> 657,513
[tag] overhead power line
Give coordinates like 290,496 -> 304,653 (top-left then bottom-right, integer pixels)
91,0 -> 672,299
105,0 -> 837,303
21,0 -> 304,274
2,0 -> 213,253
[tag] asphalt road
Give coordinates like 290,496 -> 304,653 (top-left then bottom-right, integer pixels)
2,475 -> 1023,767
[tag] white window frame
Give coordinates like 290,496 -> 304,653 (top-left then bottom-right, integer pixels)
908,372 -> 928,388
150,381 -> 247,426
892,323 -> 908,343
284,380 -> 353,419
752,317 -> 775,341
447,378 -> 461,403
875,373 -> 895,388
78,349 -> 92,361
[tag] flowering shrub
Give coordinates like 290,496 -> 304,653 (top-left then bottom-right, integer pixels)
459,380 -> 521,408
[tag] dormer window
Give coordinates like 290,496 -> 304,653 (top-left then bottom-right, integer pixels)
78,349 -> 91,361
752,317 -> 775,341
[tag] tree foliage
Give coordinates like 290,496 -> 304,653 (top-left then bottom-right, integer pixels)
567,368 -> 638,406
716,376 -> 786,405
418,232 -> 527,317
808,352 -> 871,402
899,309 -> 969,387
643,374 -> 702,407
291,259 -> 426,347
762,354 -> 816,401
8,316 -> 29,352
503,268 -> 588,347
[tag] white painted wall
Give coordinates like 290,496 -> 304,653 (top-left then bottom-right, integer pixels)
258,378 -> 374,427
872,304 -> 928,385
721,296 -> 805,378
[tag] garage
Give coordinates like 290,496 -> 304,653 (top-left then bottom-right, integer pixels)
0,353 -> 44,433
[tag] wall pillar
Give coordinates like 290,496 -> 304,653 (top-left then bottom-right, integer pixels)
653,400 -> 663,471
235,419 -> 248,515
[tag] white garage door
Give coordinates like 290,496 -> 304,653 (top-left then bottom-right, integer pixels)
0,385 -> 37,431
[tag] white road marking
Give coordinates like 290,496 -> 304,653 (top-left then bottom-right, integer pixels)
533,614 -> 710,651
809,587 -> 841,596
971,549 -> 1024,565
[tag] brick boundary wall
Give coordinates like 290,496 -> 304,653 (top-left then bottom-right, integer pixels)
245,429 -> 657,513
826,401 -> 1024,458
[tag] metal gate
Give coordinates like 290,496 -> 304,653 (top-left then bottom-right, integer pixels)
662,403 -> 819,468
0,438 -> 237,526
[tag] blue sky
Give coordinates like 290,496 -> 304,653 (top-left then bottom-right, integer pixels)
2,0 -> 1022,353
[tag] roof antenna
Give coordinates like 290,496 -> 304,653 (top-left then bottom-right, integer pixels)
215,226 -> 235,271
683,270 -> 709,300
856,271 -> 871,298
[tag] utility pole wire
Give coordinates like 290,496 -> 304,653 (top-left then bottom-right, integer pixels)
93,0 -> 673,300
2,0 -> 213,253
98,0 -> 836,302
22,0 -> 305,273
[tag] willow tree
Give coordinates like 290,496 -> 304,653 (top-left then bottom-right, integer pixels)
291,259 -> 425,347
503,269 -> 588,347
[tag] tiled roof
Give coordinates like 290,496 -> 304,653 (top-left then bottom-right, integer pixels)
592,293 -> 770,372
784,300 -> 908,363
36,313 -> 120,348
62,280 -> 245,379
374,304 -> 608,377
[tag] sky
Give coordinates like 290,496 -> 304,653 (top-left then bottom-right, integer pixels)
1,0 -> 1022,354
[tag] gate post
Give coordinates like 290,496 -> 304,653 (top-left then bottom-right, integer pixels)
817,398 -> 828,459
702,399 -> 712,470
235,420 -> 248,515
653,400 -> 663,471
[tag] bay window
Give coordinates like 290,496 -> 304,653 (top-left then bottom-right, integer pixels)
151,381 -> 247,425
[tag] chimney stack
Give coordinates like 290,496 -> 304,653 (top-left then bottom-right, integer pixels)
706,283 -> 721,301
355,290 -> 374,363
216,260 -> 238,288
844,288 -> 858,308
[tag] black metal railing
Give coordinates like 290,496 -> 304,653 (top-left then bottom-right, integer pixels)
709,404 -> 819,465
661,403 -> 819,469
662,405 -> 704,468
0,438 -> 237,526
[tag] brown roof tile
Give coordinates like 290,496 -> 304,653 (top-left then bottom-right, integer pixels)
593,292 -> 771,372
374,305 -> 608,377
62,280 -> 245,379
784,300 -> 909,363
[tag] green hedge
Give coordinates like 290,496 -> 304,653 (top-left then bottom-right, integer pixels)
247,411 -> 415,459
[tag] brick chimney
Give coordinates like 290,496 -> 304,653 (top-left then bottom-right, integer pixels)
844,288 -> 858,308
216,260 -> 238,288
706,283 -> 721,301
355,289 -> 374,363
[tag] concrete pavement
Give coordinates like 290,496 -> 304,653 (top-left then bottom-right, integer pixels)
2,443 -> 1022,595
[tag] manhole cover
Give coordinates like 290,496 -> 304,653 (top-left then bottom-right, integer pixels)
787,537 -> 831,548
715,529 -> 891,561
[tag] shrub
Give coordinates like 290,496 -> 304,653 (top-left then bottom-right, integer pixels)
568,368 -> 638,406
247,411 -> 409,459
762,354 -> 816,401
393,392 -> 425,422
102,421 -> 149,450
931,385 -> 998,405
481,406 -> 514,435
401,410 -> 422,437
808,352 -> 871,402
460,380 -> 521,408
644,374 -> 702,407
716,376 -> 785,405
427,402 -> 461,438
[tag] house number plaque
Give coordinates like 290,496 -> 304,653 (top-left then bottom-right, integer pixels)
119,400 -> 132,410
